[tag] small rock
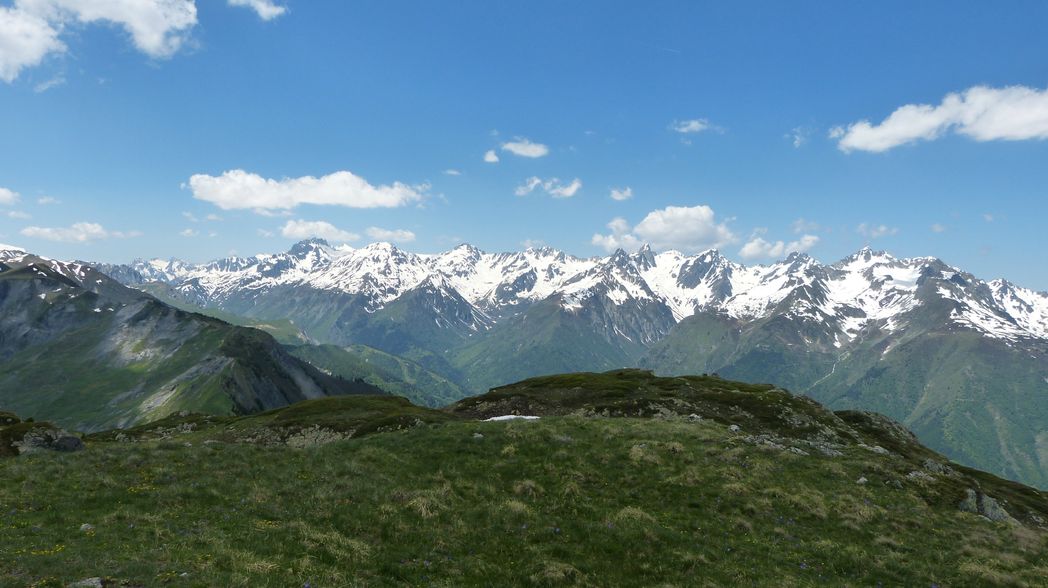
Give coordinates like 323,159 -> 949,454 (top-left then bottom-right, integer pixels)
959,488 -> 1019,524
856,477 -> 868,485
728,424 -> 741,433
687,414 -> 703,422
859,443 -> 890,455
923,459 -> 954,475
906,470 -> 935,482
54,436 -> 85,452
67,579 -> 104,588
472,433 -> 484,439
79,523 -> 95,533
817,446 -> 844,458
787,447 -> 810,456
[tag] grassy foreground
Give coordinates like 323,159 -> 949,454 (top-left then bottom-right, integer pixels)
1,376 -> 1047,586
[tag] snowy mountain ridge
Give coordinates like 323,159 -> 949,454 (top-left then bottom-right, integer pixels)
78,239 -> 1048,344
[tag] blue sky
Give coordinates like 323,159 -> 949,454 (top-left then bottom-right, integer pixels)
1,1 -> 1048,288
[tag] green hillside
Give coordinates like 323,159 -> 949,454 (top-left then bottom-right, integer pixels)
2,371 -> 1045,586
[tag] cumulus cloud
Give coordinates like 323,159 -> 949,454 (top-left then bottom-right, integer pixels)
501,138 -> 549,158
483,150 -> 499,163
670,119 -> 712,134
443,169 -> 462,176
6,210 -> 31,219
739,233 -> 820,260
514,177 -> 582,198
592,205 -> 736,253
610,186 -> 633,201
179,228 -> 198,237
831,85 -> 1048,152
227,0 -> 286,20
1,0 -> 283,82
188,169 -> 426,212
857,223 -> 899,239
36,196 -> 58,204
0,6 -> 64,82
280,219 -> 360,243
20,221 -> 140,242
365,226 -> 416,243
0,187 -> 20,205
931,223 -> 947,233
591,217 -> 642,252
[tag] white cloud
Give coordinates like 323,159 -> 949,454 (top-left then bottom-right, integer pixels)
23,0 -> 196,56
0,187 -> 20,205
36,196 -> 58,204
280,219 -> 360,243
931,223 -> 947,233
6,210 -> 31,219
501,138 -> 549,158
179,228 -> 198,237
443,169 -> 462,176
791,218 -> 820,234
483,149 -> 499,163
515,177 -> 582,198
591,217 -> 642,252
189,169 -> 426,212
205,213 -> 221,221
787,126 -> 810,148
857,223 -> 899,239
32,73 -> 64,92
0,6 -> 64,83
227,0 -> 286,21
182,211 -> 199,223
0,0 -> 198,83
521,238 -> 545,249
983,213 -> 995,223
257,228 -> 274,238
592,205 -> 736,253
610,186 -> 633,201
739,233 -> 820,260
671,119 -> 712,134
365,226 -> 416,243
514,177 -> 542,196
548,178 -> 581,198
831,85 -> 1048,152
20,221 -> 139,242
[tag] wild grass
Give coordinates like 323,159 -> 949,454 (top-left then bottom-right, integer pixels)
2,415 -> 1046,586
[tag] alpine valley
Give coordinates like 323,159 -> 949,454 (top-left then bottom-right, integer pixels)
89,238 -> 1048,489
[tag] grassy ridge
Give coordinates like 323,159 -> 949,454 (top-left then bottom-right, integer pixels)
2,416 -> 1046,586
1,372 -> 1047,586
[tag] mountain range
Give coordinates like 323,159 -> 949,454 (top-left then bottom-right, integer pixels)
93,239 -> 1048,488
0,245 -> 380,432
